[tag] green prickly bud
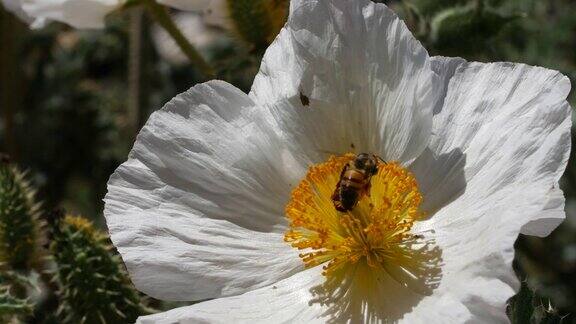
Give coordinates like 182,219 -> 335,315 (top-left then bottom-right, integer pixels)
226,0 -> 288,51
507,281 -> 567,323
51,214 -> 147,324
0,155 -> 44,272
122,0 -> 143,9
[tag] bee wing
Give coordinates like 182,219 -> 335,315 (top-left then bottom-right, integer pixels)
331,164 -> 349,201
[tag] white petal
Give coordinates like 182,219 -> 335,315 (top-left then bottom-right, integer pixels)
411,61 -> 571,321
22,0 -> 119,29
428,56 -> 466,115
158,0 -> 231,29
105,80 -> 306,301
413,59 -> 571,233
135,267 -> 326,324
250,0 -> 440,163
409,56 -> 467,214
136,264 -> 473,324
521,188 -> 566,237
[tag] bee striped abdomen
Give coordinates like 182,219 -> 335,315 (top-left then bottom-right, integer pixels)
342,170 -> 366,188
332,169 -> 368,212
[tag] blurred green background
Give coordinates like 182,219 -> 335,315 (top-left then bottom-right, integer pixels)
0,0 -> 575,323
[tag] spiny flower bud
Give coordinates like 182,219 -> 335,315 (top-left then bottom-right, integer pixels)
226,0 -> 288,51
0,155 -> 44,272
50,214 -> 148,324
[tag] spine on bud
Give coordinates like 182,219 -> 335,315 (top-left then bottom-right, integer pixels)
0,272 -> 34,322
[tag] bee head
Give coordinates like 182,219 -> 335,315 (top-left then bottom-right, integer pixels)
354,153 -> 378,175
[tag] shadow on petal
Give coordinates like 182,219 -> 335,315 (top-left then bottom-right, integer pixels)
308,235 -> 442,323
410,148 -> 467,217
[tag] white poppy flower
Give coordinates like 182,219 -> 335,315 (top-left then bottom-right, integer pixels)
157,0 -> 211,12
159,0 -> 230,29
9,0 -> 226,30
104,0 -> 573,323
1,0 -> 45,27
21,0 -> 122,29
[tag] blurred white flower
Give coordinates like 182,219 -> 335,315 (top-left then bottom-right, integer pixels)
156,0 -> 210,12
152,12 -> 226,66
5,0 -> 227,30
21,0 -> 122,29
2,0 -> 114,28
1,0 -> 45,27
159,0 -> 230,29
199,0 -> 229,29
105,0 -> 573,323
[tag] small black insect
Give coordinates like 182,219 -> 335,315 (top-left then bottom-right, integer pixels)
299,91 -> 310,106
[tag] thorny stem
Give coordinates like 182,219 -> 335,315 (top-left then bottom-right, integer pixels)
128,7 -> 143,137
143,0 -> 216,79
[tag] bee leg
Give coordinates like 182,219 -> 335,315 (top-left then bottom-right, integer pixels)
334,201 -> 346,212
331,186 -> 345,212
364,181 -> 372,198
331,184 -> 341,202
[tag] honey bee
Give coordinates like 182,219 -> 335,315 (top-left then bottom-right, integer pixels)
331,153 -> 384,212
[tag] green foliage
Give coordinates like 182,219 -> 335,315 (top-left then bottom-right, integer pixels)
0,0 -> 574,322
226,0 -> 288,52
404,0 -> 518,58
0,156 -> 43,272
17,19 -> 135,217
51,214 -> 147,324
492,0 -> 576,103
430,4 -> 518,55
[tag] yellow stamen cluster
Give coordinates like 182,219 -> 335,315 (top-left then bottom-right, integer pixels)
284,154 -> 423,277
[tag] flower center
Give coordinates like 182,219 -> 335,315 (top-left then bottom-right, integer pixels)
284,153 -> 423,279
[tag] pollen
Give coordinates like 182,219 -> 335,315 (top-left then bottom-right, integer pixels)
284,154 -> 423,278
